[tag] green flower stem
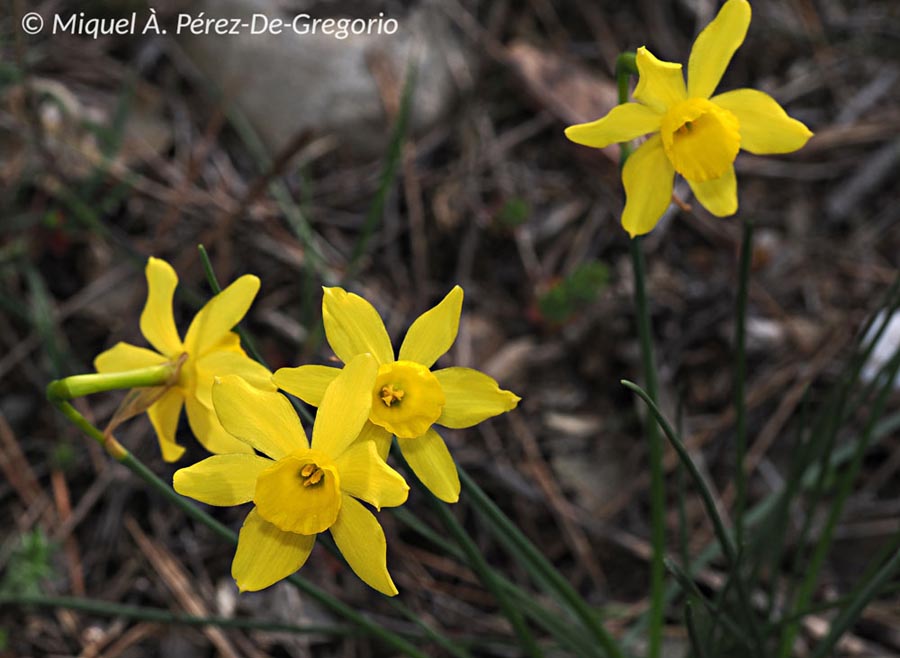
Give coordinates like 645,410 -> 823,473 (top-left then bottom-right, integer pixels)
1,593 -> 358,637
458,467 -> 625,658
734,218 -> 753,550
393,447 -> 543,658
47,402 -> 428,658
47,365 -> 176,401
621,380 -> 764,654
627,237 -> 666,658
615,49 -> 665,658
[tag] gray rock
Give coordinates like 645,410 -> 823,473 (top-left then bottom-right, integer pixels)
178,0 -> 469,157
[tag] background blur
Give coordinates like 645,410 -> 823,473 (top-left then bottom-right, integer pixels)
1,0 -> 899,656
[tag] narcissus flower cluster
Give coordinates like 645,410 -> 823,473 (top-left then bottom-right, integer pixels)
565,0 -> 813,237
98,257 -> 520,594
274,287 -> 521,503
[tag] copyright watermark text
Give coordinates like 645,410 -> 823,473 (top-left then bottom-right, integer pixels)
21,9 -> 399,39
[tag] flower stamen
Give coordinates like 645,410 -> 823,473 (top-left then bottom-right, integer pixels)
380,384 -> 405,407
300,463 -> 325,487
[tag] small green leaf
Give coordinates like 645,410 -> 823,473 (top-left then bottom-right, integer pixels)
538,261 -> 609,323
496,198 -> 530,228
0,530 -> 56,597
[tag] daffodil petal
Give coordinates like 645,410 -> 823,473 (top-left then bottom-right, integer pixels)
147,388 -> 185,462
273,365 -> 340,406
208,331 -> 244,355
139,258 -> 183,357
334,441 -> 409,510
398,286 -> 464,368
184,275 -> 260,357
688,166 -> 738,217
311,354 -> 378,458
357,421 -> 393,461
634,47 -> 687,113
185,395 -> 254,455
212,375 -> 306,459
712,89 -> 813,154
322,287 -> 394,364
622,134 -> 676,237
565,103 -> 663,149
194,351 -> 275,408
232,508 -> 316,592
331,496 -> 398,596
174,454 -> 272,505
94,342 -> 167,373
433,367 -> 520,429
687,0 -> 751,99
397,428 -> 460,503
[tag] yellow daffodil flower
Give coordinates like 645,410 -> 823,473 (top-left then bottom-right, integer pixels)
273,286 -> 520,504
565,0 -> 813,237
94,257 -> 273,461
173,354 -> 409,594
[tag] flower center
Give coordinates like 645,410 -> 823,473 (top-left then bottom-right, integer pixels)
300,462 -> 325,487
660,98 -> 741,182
380,383 -> 405,407
369,360 -> 446,439
254,449 -> 341,535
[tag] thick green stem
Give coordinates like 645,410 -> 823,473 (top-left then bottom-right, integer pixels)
616,49 -> 665,658
47,365 -> 176,401
628,238 -> 666,658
